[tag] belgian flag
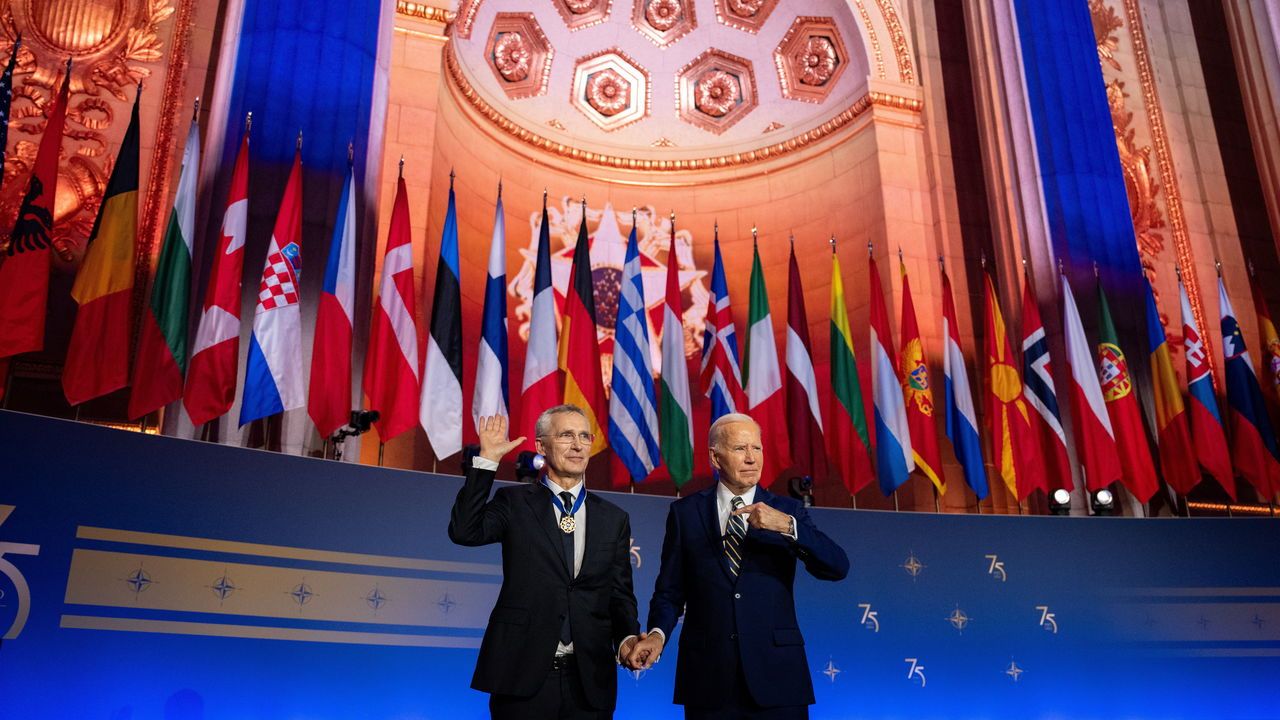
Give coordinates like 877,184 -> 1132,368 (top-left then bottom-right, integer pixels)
62,87 -> 140,406
558,202 -> 607,455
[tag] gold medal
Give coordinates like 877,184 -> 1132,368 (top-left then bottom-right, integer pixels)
559,515 -> 576,534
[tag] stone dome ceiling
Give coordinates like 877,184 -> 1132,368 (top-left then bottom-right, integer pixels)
448,0 -> 871,162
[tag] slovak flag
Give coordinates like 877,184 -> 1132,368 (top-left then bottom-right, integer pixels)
308,162 -> 357,438
1219,276 -> 1280,499
1180,276 -> 1234,498
240,147 -> 304,426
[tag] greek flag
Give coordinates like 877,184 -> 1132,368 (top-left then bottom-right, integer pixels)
607,222 -> 660,484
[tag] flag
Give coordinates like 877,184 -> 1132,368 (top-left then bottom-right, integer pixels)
899,259 -> 942,493
472,187 -> 509,423
1219,276 -> 1280,499
869,254 -> 912,495
608,220 -> 660,485
420,180 -> 464,459
558,205 -> 607,455
0,37 -> 21,192
0,60 -> 70,359
744,240 -> 792,487
129,111 -> 200,420
698,229 -> 745,424
1061,273 -> 1121,492
829,251 -> 873,495
983,273 -> 1036,499
1096,280 -> 1158,502
659,223 -> 694,488
62,87 -> 140,405
1145,279 -> 1199,496
1180,276 -> 1234,498
307,162 -> 357,437
362,176 -> 419,441
239,146 -> 304,426
1020,280 -> 1072,493
184,126 -> 250,427
517,197 -> 559,450
1249,271 -> 1280,407
941,267 -> 987,499
785,243 -> 827,481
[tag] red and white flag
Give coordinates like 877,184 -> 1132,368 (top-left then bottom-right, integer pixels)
1061,272 -> 1121,491
184,130 -> 250,427
361,176 -> 419,442
785,242 -> 827,480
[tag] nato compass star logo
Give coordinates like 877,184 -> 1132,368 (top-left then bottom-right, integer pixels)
366,585 -> 389,613
947,606 -> 971,633
438,592 -> 457,614
207,571 -> 238,605
822,658 -> 841,683
122,563 -> 154,600
1005,660 -> 1024,682
1253,614 -> 1266,631
900,552 -> 925,579
288,580 -> 316,610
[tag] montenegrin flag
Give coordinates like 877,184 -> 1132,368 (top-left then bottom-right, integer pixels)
558,204 -> 607,455
63,87 -> 141,406
1180,274 -> 1234,498
899,258 -> 942,494
941,265 -> 987,499
869,253 -> 912,495
1145,278 -> 1199,496
517,196 -> 559,451
829,250 -> 873,495
744,238 -> 791,487
1061,272 -> 1121,492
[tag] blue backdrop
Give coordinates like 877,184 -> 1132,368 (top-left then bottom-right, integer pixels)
1,410 -> 1278,719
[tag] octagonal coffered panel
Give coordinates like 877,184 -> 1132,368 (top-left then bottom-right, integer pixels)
485,13 -> 554,99
774,16 -> 849,104
632,0 -> 696,47
677,49 -> 757,134
712,0 -> 778,34
571,49 -> 651,131
552,0 -> 612,31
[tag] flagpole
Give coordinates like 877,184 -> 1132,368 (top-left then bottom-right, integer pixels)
378,442 -> 385,466
892,490 -> 899,512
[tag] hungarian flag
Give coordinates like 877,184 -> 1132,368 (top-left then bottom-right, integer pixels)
1249,271 -> 1280,409
1096,281 -> 1158,502
1179,275 -> 1235,498
869,254 -> 912,495
517,197 -> 559,451
607,219 -> 660,486
983,273 -> 1036,500
744,239 -> 791,487
785,242 -> 827,481
899,260 -> 942,494
658,224 -> 693,488
239,145 -> 304,426
307,162 -> 357,437
184,125 -> 250,427
0,60 -> 70,359
63,87 -> 140,406
1219,276 -> 1280,499
558,206 -> 607,456
829,251 -> 873,495
699,228 -> 745,423
362,176 -> 419,442
1020,280 -> 1072,494
941,266 -> 987,499
420,179 -> 464,460
129,110 -> 200,420
1061,273 -> 1121,492
1145,279 -> 1200,496
472,186 -> 509,423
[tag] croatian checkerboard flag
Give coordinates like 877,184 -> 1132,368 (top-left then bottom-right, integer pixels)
240,148 -> 304,425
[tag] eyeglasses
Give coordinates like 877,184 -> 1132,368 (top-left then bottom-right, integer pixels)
540,431 -> 595,446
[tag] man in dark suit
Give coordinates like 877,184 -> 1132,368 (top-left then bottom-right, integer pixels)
449,407 -> 641,719
627,413 -> 849,719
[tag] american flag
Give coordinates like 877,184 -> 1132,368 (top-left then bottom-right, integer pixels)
0,36 -> 21,188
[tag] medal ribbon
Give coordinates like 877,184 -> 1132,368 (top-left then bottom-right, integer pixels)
544,479 -> 586,518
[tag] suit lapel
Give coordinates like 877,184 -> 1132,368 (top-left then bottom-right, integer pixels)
699,486 -> 734,581
582,493 -> 604,576
523,483 -> 570,578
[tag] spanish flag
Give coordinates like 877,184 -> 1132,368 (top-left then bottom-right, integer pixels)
62,88 -> 140,406
558,203 -> 607,455
1145,279 -> 1199,496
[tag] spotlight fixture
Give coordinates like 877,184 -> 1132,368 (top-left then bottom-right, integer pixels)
1049,488 -> 1072,516
787,475 -> 814,508
1090,488 -> 1116,516
515,450 -> 546,483
460,444 -> 481,474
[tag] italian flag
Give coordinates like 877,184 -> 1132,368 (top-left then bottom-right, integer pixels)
744,241 -> 792,486
658,231 -> 693,488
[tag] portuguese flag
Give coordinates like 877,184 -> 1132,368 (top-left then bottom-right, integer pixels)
1096,281 -> 1158,502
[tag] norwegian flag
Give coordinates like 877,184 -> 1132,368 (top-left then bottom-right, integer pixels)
699,228 -> 745,424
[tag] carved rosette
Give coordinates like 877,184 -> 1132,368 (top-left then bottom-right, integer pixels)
571,49 -> 649,131
632,0 -> 696,47
774,17 -> 848,103
552,0 -> 612,31
485,13 -> 553,99
713,0 -> 777,33
677,49 -> 757,133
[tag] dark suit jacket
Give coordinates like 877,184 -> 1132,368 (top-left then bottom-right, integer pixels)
448,466 -> 640,711
646,485 -> 848,709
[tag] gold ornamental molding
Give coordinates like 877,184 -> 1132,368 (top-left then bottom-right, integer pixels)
444,41 -> 920,174
396,2 -> 456,26
874,0 -> 915,84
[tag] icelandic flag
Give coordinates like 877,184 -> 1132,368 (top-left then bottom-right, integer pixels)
868,254 -> 913,495
1219,277 -> 1280,499
941,268 -> 987,499
307,164 -> 357,437
1180,276 -> 1234,498
699,230 -> 745,424
420,180 -> 464,459
240,148 -> 304,426
607,221 -> 660,485
472,189 -> 509,423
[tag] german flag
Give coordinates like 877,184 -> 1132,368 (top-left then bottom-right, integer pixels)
63,87 -> 140,406
558,203 -> 607,455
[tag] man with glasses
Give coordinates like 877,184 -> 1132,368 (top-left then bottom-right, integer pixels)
626,413 -> 849,719
449,405 -> 641,720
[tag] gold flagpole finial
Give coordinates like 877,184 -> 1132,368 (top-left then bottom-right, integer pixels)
830,235 -> 837,255
398,155 -> 404,178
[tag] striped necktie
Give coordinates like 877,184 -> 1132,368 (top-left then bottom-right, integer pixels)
724,496 -> 746,577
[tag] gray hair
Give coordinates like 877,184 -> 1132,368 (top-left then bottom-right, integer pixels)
708,413 -> 760,448
534,404 -> 588,438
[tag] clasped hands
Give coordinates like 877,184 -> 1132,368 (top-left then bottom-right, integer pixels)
619,631 -> 664,671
